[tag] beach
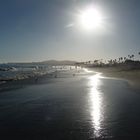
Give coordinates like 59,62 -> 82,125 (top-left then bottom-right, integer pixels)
89,67 -> 140,90
0,68 -> 140,139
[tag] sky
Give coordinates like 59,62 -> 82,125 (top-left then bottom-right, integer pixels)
0,0 -> 140,62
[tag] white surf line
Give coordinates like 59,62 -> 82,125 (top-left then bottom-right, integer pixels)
83,68 -> 124,81
83,68 -> 103,77
83,68 -> 128,83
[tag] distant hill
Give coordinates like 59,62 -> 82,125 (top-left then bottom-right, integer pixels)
5,60 -> 78,66
39,60 -> 77,65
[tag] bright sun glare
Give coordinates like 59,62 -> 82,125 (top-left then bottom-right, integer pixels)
80,7 -> 102,30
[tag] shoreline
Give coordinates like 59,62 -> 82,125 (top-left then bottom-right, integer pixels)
89,67 -> 140,90
1,66 -> 140,93
0,69 -> 84,92
0,72 -> 57,92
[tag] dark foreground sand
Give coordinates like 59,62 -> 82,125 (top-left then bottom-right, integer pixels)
1,67 -> 140,139
90,67 -> 140,90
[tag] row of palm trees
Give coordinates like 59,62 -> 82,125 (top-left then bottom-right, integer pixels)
80,52 -> 140,66
113,52 -> 140,64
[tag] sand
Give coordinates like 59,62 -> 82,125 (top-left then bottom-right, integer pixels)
90,67 -> 140,90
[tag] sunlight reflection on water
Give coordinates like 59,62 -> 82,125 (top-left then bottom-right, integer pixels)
88,73 -> 103,137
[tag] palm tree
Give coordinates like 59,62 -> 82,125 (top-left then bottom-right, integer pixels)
128,55 -> 132,60
123,57 -> 126,63
138,52 -> 140,61
108,59 -> 113,65
131,55 -> 134,61
118,58 -> 121,63
88,61 -> 91,64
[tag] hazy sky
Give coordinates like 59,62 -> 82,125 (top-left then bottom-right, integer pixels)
0,0 -> 140,62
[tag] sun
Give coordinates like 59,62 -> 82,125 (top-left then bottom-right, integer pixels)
79,7 -> 102,30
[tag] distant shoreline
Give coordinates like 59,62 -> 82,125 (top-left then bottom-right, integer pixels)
1,66 -> 140,93
0,68 -> 82,92
0,71 -> 58,92
90,67 -> 140,90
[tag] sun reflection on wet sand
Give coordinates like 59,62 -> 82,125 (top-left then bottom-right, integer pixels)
88,73 -> 103,137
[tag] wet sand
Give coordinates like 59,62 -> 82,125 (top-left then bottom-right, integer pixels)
90,67 -> 140,90
0,68 -> 140,139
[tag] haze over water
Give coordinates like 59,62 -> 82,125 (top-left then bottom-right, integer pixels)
0,70 -> 140,139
